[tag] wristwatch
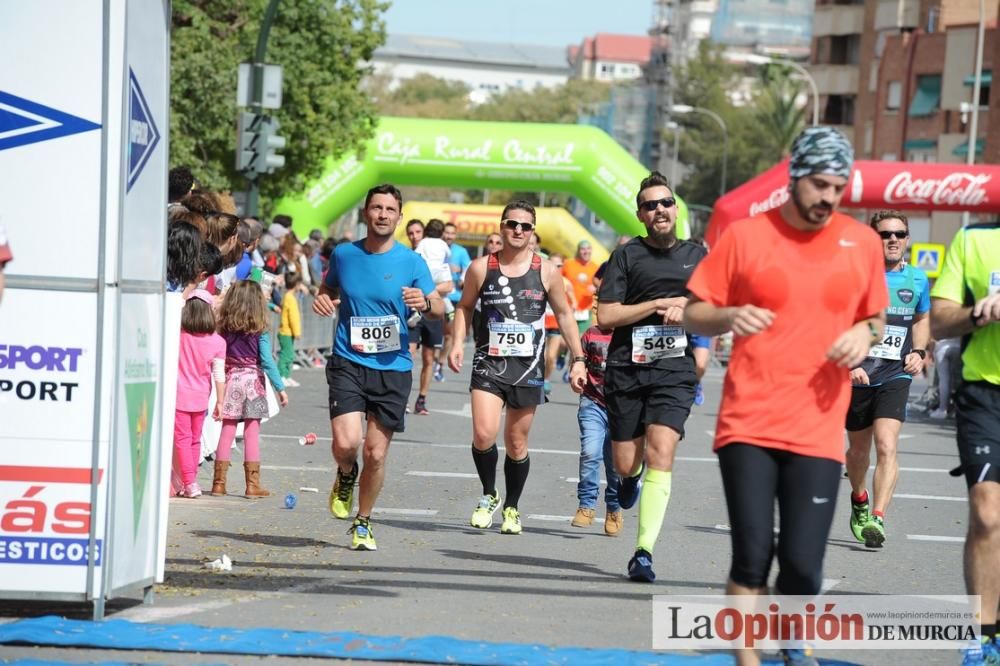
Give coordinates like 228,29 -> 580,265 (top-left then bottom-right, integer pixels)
424,296 -> 432,312
573,355 -> 587,364
911,349 -> 927,359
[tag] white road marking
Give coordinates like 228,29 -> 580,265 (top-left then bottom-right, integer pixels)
372,508 -> 438,516
118,600 -> 234,622
527,514 -> 586,522
907,534 -> 965,543
820,579 -> 840,593
429,403 -> 473,418
895,493 -> 966,502
406,471 -> 479,479
714,524 -> 779,534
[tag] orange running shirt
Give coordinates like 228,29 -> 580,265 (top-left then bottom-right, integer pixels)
687,209 -> 888,462
563,257 -> 598,313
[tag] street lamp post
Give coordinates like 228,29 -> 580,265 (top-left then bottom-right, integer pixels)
671,104 -> 728,197
665,121 -> 681,187
961,0 -> 986,228
743,53 -> 820,127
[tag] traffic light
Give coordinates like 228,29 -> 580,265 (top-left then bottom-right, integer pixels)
235,112 -> 262,173
256,116 -> 286,174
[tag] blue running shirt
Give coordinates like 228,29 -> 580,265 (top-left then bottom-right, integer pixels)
857,263 -> 930,386
325,240 -> 435,371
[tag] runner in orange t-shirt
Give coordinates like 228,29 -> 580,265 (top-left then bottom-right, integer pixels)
685,127 -> 887,666
563,241 -> 599,335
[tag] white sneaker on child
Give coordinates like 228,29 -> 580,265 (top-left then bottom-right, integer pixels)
283,377 -> 301,387
183,482 -> 202,498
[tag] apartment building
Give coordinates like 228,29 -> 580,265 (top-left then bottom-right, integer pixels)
810,0 -> 997,241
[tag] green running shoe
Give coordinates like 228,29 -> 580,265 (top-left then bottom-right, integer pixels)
849,497 -> 870,543
329,461 -> 358,520
500,507 -> 522,535
348,516 -> 377,551
862,516 -> 885,549
470,491 -> 502,529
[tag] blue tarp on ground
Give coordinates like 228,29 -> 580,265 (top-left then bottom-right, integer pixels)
0,616 -> 862,665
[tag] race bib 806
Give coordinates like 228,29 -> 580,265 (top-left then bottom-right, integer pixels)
350,315 -> 401,354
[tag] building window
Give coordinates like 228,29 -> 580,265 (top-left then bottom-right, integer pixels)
823,94 -> 855,125
963,70 -> 992,107
908,74 -> 941,117
829,34 -> 861,65
886,81 -> 902,110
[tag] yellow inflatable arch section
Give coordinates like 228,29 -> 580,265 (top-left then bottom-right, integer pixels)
395,202 -> 610,262
274,117 -> 689,242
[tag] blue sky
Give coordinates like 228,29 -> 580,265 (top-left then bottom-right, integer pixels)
383,0 -> 652,48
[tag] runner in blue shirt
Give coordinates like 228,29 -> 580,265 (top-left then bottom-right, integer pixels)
844,210 -> 930,549
438,222 -> 473,381
312,183 -> 443,551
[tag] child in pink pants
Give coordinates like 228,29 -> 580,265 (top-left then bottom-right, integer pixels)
173,289 -> 225,498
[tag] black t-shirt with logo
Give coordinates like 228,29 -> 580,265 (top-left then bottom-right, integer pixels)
598,237 -> 707,370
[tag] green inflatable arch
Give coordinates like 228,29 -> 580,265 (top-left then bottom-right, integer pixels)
275,117 -> 689,242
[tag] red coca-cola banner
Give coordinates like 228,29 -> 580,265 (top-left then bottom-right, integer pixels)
706,160 -> 1000,246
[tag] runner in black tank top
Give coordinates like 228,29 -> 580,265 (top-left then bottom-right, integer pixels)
471,252 -> 547,387
449,200 -> 586,536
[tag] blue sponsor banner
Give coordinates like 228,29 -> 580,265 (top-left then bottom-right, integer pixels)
0,537 -> 101,566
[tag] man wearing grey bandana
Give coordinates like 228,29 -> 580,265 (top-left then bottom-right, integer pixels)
683,127 -> 888,666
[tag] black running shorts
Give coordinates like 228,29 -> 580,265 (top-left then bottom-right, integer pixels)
604,364 -> 696,441
469,373 -> 545,410
845,378 -> 911,431
408,317 -> 444,349
954,381 -> 1000,488
327,354 -> 411,432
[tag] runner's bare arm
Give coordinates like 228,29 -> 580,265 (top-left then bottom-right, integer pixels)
932,294 -> 1000,338
684,296 -> 775,337
544,262 -> 587,391
448,257 -> 486,372
597,297 -> 683,329
827,313 -> 886,368
312,282 -> 341,317
904,312 -> 931,374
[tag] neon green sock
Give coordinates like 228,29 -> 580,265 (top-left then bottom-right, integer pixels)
636,468 -> 672,554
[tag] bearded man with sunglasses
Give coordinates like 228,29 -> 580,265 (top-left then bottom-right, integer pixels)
596,171 -> 706,583
844,210 -> 930,550
449,200 -> 586,535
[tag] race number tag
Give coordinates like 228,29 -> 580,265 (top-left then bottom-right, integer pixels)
488,321 -> 534,357
989,271 -> 1000,296
868,324 -> 907,360
350,315 -> 401,353
631,325 -> 687,363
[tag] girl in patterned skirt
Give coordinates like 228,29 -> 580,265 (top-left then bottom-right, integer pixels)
211,280 -> 287,498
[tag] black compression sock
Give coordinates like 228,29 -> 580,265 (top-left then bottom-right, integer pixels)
472,443 -> 498,496
503,454 -> 530,509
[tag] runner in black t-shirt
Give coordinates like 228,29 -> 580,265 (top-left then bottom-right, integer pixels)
597,171 -> 706,582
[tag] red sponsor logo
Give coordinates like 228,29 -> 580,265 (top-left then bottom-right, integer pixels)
749,187 -> 789,217
884,172 -> 991,207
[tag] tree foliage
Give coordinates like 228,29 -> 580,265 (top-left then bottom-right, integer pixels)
367,72 -> 612,124
170,0 -> 388,208
670,41 -> 806,210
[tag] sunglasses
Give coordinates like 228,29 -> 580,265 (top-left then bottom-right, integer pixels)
502,219 -> 535,233
639,197 -> 676,212
878,230 -> 908,240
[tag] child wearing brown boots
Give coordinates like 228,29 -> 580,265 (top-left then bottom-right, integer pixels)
211,280 -> 287,498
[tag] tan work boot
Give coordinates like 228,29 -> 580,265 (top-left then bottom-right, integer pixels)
210,460 -> 230,496
604,510 -> 623,536
571,507 -> 595,527
243,462 -> 271,498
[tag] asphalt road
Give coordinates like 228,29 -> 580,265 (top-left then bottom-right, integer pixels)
0,350 -> 973,665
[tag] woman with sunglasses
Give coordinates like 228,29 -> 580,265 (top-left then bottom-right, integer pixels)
449,200 -> 586,536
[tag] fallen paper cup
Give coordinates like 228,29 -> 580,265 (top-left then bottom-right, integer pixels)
299,487 -> 319,493
204,554 -> 232,572
298,432 -> 318,446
